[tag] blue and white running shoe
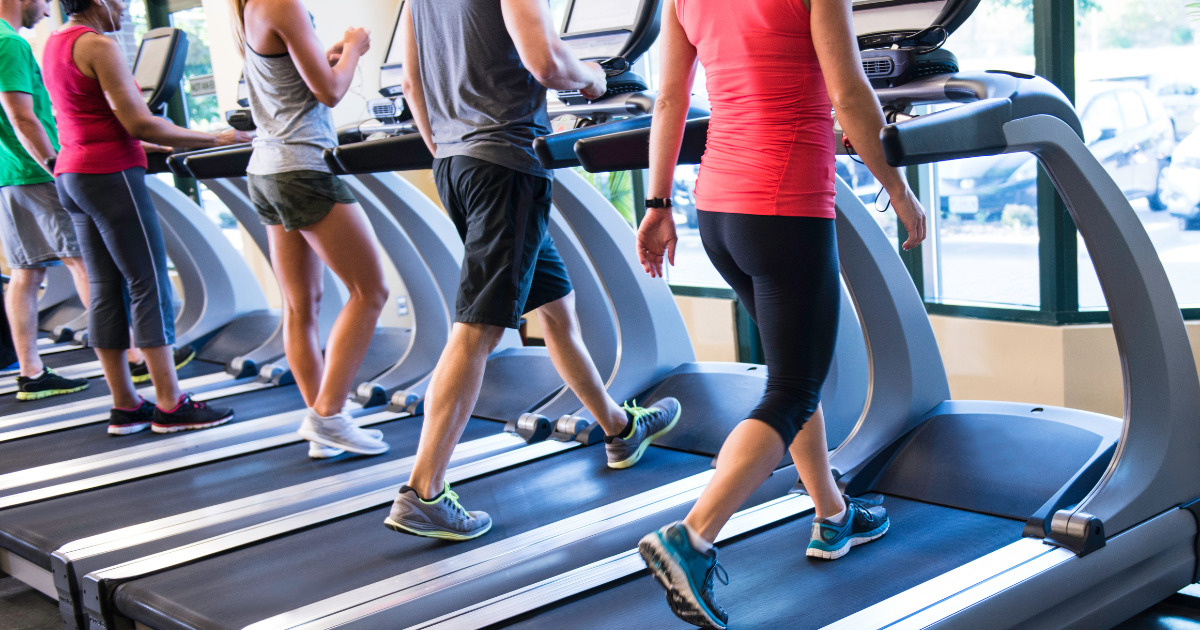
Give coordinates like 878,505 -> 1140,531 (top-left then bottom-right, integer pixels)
806,494 -> 890,560
639,522 -> 729,629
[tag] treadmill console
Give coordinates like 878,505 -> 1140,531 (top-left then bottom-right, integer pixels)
132,27 -> 189,116
378,0 -> 407,99
551,0 -> 660,114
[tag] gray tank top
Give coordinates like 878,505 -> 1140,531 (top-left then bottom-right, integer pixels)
243,45 -> 337,175
410,0 -> 551,178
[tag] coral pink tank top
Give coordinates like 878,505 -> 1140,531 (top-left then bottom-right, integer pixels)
43,26 -> 146,176
676,0 -> 835,218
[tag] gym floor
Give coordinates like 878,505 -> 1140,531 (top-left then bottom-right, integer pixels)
4,575 -> 1200,629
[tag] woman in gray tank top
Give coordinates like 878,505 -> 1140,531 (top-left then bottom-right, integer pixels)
231,0 -> 389,458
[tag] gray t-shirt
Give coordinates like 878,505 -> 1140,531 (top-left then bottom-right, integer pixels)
243,46 -> 338,176
410,0 -> 551,178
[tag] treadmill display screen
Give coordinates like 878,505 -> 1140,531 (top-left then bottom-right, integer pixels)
383,0 -> 406,66
133,35 -> 173,92
564,0 -> 641,35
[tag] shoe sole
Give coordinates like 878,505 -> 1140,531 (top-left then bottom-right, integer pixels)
308,444 -> 346,459
16,384 -> 89,401
806,520 -> 890,560
608,404 -> 682,470
383,516 -> 491,541
638,533 -> 727,630
108,422 -> 151,435
130,373 -> 151,384
297,427 -> 389,455
151,413 -> 233,434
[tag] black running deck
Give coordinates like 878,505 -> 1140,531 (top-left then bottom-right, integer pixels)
503,497 -> 1022,629
112,445 -> 714,630
0,384 -> 305,482
0,358 -> 223,418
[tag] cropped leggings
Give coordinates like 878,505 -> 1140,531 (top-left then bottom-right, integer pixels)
698,210 -> 839,446
56,167 -> 176,350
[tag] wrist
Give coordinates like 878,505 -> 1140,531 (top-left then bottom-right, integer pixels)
645,197 -> 673,210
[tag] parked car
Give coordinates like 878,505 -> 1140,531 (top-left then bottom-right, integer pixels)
1162,129 -> 1200,230
939,84 -> 1176,220
1156,82 -> 1200,140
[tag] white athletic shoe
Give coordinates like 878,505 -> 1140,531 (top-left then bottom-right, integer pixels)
307,428 -> 385,459
298,410 -> 389,455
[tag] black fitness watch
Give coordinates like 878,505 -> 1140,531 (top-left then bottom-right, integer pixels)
645,197 -> 673,209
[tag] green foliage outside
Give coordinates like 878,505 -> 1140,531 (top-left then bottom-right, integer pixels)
575,167 -> 635,226
171,8 -> 221,131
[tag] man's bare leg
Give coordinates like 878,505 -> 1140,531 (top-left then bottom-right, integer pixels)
406,322 -> 505,499
6,267 -> 47,376
536,292 -> 627,436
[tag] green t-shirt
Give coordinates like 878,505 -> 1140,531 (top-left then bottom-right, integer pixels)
0,20 -> 59,187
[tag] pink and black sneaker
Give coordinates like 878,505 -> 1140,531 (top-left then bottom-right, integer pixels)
152,394 -> 233,434
108,399 -> 155,435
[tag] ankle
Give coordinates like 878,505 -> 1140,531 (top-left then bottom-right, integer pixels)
156,393 -> 187,413
679,520 -> 714,553
816,495 -> 848,522
19,364 -> 45,379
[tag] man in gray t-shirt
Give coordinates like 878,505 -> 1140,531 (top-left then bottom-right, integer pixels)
383,0 -> 681,541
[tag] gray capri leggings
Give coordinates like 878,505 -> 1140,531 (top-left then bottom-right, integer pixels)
56,167 -> 176,349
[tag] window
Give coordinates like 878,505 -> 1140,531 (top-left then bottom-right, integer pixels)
1076,0 -> 1200,309
926,0 -> 1038,308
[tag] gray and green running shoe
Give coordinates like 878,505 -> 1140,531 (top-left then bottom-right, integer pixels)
384,482 -> 492,541
639,523 -> 729,630
15,367 -> 88,401
806,494 -> 890,560
606,397 -> 681,469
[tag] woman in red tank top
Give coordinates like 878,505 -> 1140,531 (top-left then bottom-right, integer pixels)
635,1 -> 927,627
44,0 -> 248,435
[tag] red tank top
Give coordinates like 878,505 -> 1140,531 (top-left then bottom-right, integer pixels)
43,26 -> 146,175
676,0 -> 835,218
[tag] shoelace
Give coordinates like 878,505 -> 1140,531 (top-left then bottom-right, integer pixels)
440,483 -> 469,517
621,400 -> 651,428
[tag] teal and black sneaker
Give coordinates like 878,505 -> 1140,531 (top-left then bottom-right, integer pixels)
15,367 -> 88,401
638,523 -> 729,630
605,398 -> 681,469
806,494 -> 890,560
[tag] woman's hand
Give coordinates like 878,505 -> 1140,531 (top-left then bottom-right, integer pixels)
892,187 -> 927,251
343,27 -> 370,57
637,208 -> 678,278
214,129 -> 254,146
326,41 -> 344,66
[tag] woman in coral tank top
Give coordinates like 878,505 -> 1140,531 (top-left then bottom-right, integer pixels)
635,0 -> 927,627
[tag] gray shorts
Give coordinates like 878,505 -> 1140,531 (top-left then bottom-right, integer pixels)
0,181 -> 82,269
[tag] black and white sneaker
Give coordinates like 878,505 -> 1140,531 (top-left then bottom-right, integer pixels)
129,345 -> 196,384
15,367 -> 89,401
108,399 -> 155,435
152,394 -> 233,434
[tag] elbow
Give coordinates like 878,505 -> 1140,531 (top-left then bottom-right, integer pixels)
526,55 -> 563,88
314,91 -> 340,108
400,74 -> 417,100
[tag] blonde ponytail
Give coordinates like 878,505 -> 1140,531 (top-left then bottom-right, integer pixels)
229,0 -> 248,56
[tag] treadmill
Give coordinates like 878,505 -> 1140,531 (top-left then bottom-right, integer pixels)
0,28 -> 285,426
382,2 -> 1199,629
33,2 -> 872,629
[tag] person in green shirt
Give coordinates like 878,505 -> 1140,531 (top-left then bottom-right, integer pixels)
0,0 -> 90,399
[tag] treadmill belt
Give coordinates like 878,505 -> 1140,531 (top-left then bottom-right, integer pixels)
0,358 -> 222,417
113,446 -> 713,630
0,414 -> 498,570
505,497 -> 1023,629
0,383 -> 305,478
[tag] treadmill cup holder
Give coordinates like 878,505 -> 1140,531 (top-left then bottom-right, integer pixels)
550,415 -> 605,445
507,413 -> 554,444
355,381 -> 388,408
227,355 -> 259,379
1046,510 -> 1106,556
258,361 -> 293,386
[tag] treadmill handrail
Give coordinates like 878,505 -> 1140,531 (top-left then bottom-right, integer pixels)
327,134 -> 434,175
574,116 -> 710,172
182,145 -> 254,180
166,143 -> 253,179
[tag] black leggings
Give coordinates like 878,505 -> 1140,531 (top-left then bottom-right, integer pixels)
56,167 -> 176,350
698,210 -> 839,446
